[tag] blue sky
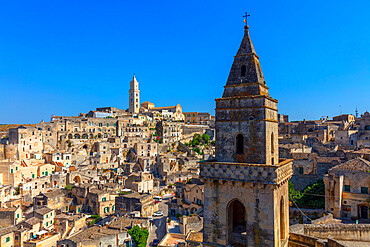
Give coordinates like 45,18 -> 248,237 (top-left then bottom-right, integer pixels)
0,0 -> 369,124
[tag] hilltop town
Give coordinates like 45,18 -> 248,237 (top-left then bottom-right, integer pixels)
0,23 -> 369,247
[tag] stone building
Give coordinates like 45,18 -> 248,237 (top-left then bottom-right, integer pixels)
357,111 -> 370,148
183,112 -> 213,125
324,157 -> 370,220
0,207 -> 23,228
129,74 -> 140,114
115,192 -> 158,217
57,225 -> 132,247
34,189 -> 72,212
124,172 -> 154,193
199,22 -> 293,246
156,120 -> 183,144
8,126 -> 43,160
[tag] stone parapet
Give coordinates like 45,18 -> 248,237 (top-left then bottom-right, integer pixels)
200,159 -> 293,185
304,224 -> 370,242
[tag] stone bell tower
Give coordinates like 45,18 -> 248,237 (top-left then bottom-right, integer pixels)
200,20 -> 293,247
129,74 -> 140,114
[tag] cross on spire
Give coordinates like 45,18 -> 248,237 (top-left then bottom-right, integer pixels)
243,12 -> 250,25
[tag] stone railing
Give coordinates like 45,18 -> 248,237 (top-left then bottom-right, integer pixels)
304,223 -> 370,242
200,159 -> 293,185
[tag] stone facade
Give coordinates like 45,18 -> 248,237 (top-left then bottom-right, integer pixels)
200,23 -> 293,247
323,158 -> 370,220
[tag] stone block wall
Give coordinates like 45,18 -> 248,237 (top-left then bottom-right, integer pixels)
304,224 -> 370,242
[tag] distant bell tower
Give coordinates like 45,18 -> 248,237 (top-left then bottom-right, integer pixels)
200,14 -> 293,247
129,74 -> 140,114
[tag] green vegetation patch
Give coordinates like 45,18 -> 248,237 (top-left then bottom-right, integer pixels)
128,225 -> 149,247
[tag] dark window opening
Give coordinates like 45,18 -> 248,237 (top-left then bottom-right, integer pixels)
228,199 -> 246,240
344,185 -> 350,192
236,134 -> 244,154
241,65 -> 246,77
280,197 -> 286,239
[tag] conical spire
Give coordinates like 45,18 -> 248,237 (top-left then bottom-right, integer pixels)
236,25 -> 257,56
222,24 -> 268,97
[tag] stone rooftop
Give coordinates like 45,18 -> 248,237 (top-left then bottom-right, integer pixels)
330,157 -> 370,172
35,207 -> 53,215
186,231 -> 203,243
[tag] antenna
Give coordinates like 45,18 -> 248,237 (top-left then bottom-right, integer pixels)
355,107 -> 359,118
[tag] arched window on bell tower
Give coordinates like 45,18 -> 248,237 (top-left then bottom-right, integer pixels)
280,197 -> 285,239
271,132 -> 275,165
240,65 -> 246,77
236,134 -> 244,154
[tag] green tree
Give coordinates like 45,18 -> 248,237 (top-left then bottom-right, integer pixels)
201,134 -> 210,144
289,180 -> 325,209
128,225 -> 149,247
193,133 -> 201,142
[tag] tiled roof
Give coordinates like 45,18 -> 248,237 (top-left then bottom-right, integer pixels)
330,158 -> 370,172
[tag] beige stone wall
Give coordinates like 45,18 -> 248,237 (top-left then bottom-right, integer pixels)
0,231 -> 14,247
304,224 -> 370,242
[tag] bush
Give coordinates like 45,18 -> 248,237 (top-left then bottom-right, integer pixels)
128,225 -> 149,247
193,147 -> 202,155
88,215 -> 102,225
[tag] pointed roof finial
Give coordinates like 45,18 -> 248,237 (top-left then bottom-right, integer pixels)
243,12 -> 250,27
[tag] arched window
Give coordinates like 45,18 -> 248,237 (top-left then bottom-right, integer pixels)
271,132 -> 275,165
241,65 -> 246,77
228,199 -> 246,245
280,197 -> 285,239
236,134 -> 244,154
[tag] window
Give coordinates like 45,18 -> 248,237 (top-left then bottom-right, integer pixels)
46,222 -> 48,227
107,123 -> 109,127
6,237 -> 10,242
236,134 -> 244,154
32,174 -> 35,178
102,197 -> 106,202
298,167 -> 304,174
361,187 -> 368,194
10,169 -> 13,173
17,214 -> 19,219
344,185 -> 350,192
241,65 -> 246,77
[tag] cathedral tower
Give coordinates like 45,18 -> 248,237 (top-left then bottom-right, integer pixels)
129,75 -> 140,114
200,22 -> 293,247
